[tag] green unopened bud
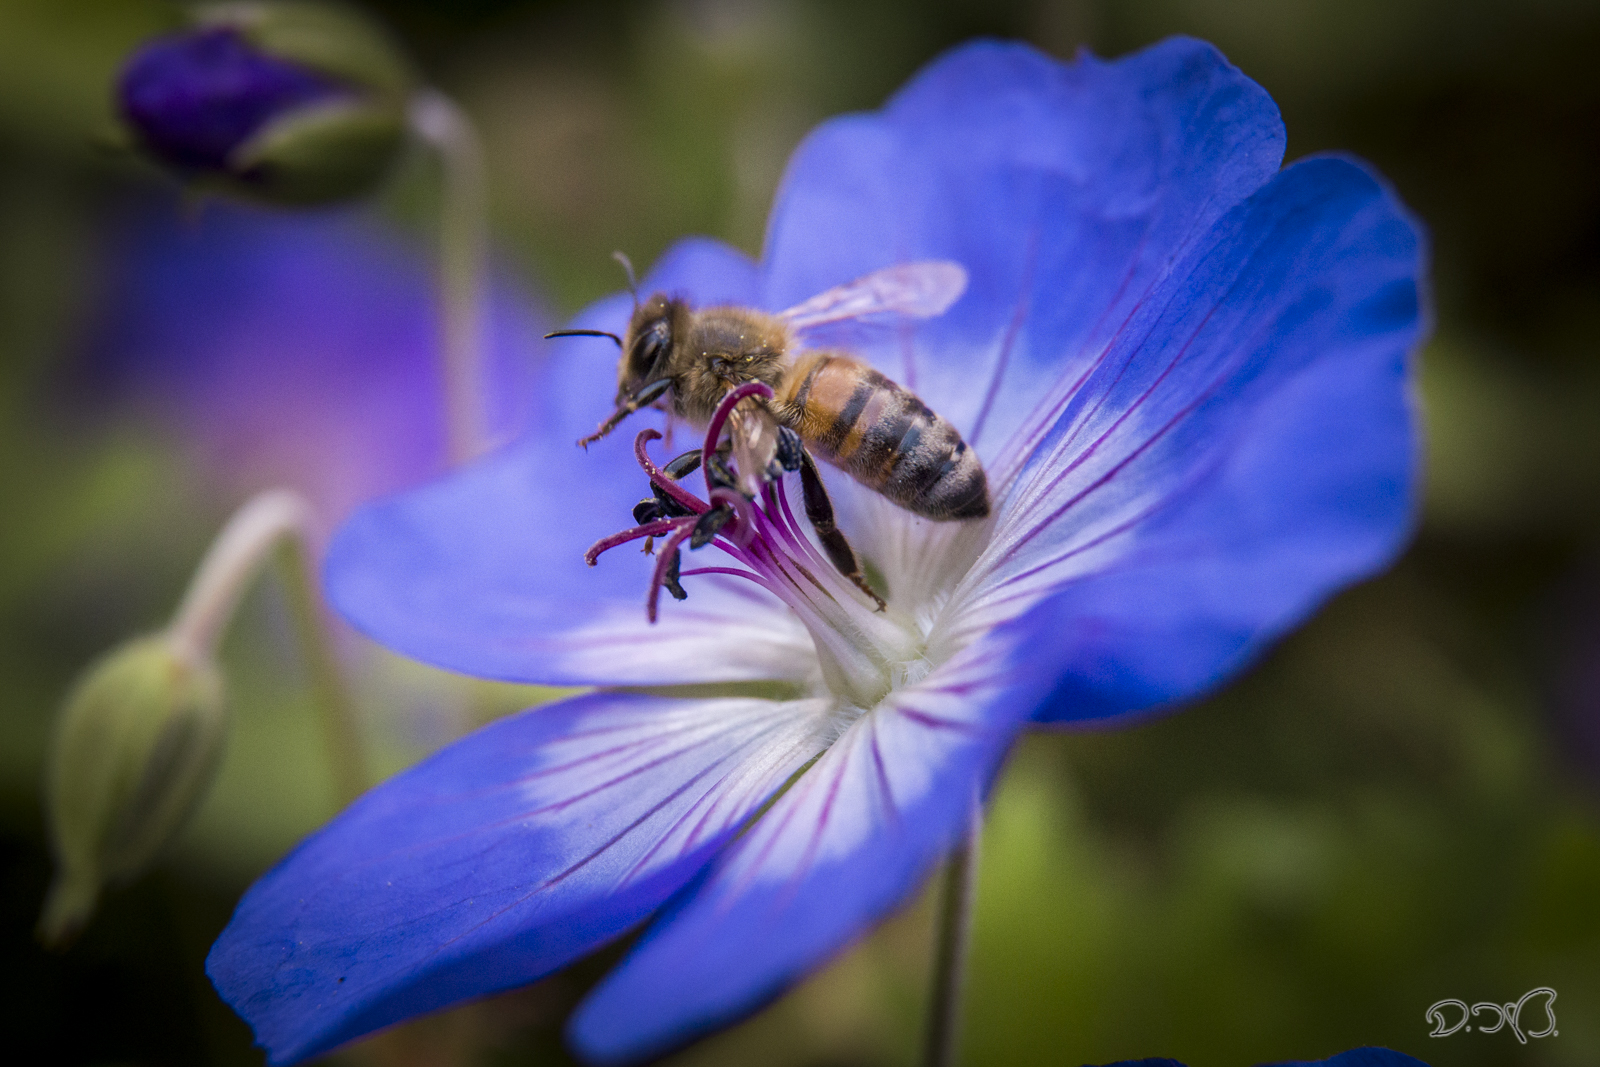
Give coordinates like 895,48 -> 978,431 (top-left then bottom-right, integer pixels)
39,635 -> 226,947
117,1 -> 414,205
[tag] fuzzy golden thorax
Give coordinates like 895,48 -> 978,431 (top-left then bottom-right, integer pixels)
619,296 -> 794,426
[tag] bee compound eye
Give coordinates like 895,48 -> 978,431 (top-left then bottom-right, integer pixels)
631,318 -> 671,377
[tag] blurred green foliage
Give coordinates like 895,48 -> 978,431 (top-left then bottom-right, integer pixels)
3,1 -> 1598,1065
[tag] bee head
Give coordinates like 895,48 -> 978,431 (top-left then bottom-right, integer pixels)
618,295 -> 680,400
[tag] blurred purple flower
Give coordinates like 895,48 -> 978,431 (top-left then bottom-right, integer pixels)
84,199 -> 542,527
207,38 -> 1427,1065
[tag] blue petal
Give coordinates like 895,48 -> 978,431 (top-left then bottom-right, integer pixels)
207,691 -> 835,1064
939,155 -> 1424,724
1265,1049 -> 1433,1067
324,240 -> 811,686
758,37 -> 1284,462
566,597 -> 1066,1064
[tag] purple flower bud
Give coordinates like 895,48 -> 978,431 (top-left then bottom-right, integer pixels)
118,26 -> 347,173
112,3 -> 414,205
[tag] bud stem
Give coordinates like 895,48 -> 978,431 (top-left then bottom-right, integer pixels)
275,534 -> 367,807
923,797 -> 983,1067
170,491 -> 312,659
409,89 -> 488,466
169,490 -> 367,804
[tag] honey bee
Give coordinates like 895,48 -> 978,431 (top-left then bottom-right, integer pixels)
547,261 -> 988,607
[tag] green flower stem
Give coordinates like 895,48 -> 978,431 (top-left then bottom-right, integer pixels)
923,799 -> 983,1067
409,89 -> 489,466
168,490 -> 367,805
273,533 -> 367,806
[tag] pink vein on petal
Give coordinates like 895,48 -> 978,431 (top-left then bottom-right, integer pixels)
967,219 -> 1039,448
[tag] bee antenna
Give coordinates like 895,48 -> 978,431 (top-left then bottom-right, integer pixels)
612,250 -> 639,305
545,329 -> 623,349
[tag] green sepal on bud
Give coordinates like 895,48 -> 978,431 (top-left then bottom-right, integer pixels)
117,1 -> 416,206
226,94 -> 410,206
39,635 -> 226,947
194,1 -> 413,97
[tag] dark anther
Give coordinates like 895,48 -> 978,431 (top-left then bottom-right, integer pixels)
650,494 -> 694,521
661,449 -> 703,480
633,498 -> 662,525
691,503 -> 735,549
643,449 -> 703,520
664,549 -> 688,600
704,452 -> 739,493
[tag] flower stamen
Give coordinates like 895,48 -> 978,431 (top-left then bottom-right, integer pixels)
701,381 -> 776,498
589,411 -> 921,707
635,430 -> 708,515
585,518 -> 679,565
646,523 -> 695,623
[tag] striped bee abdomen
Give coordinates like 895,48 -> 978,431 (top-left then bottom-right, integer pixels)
775,352 -> 989,521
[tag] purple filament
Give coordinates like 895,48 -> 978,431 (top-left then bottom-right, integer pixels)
590,419 -> 853,623
701,381 -> 775,497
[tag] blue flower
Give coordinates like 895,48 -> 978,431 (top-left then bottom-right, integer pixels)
206,37 -> 1427,1065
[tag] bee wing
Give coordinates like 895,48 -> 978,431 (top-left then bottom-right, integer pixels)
777,261 -> 967,332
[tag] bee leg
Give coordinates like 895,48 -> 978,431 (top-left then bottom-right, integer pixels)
798,449 -> 886,612
578,377 -> 672,448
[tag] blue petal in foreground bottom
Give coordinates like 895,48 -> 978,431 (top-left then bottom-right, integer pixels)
1267,1049 -> 1432,1067
207,691 -> 833,1065
567,598 -> 1068,1064
1085,1052 -> 1430,1067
